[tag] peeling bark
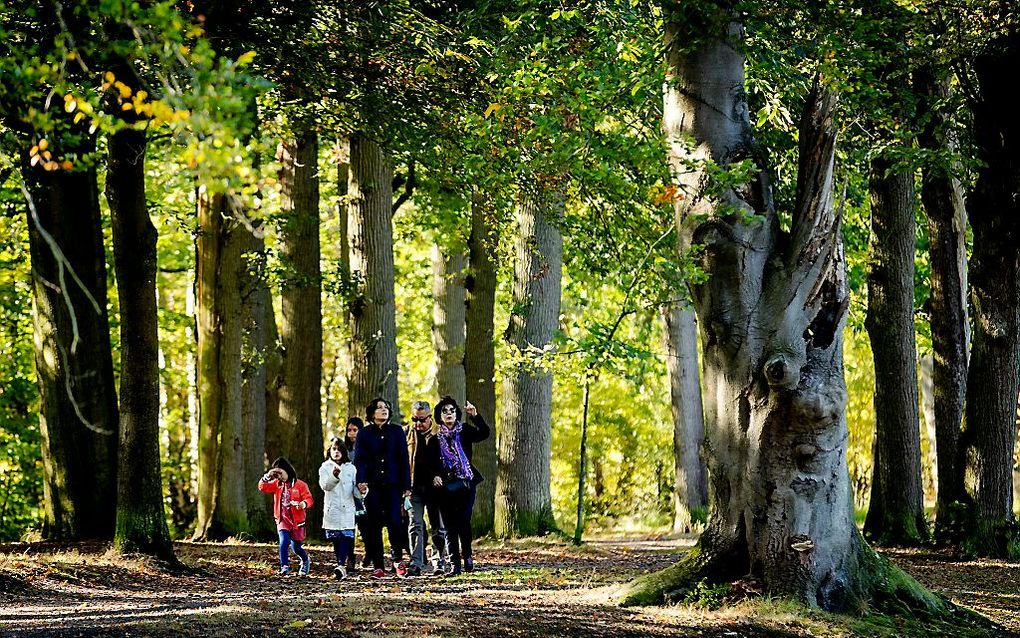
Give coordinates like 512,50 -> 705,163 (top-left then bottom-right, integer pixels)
619,10 -> 947,614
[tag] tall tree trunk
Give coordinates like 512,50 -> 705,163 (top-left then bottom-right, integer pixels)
663,305 -> 708,533
336,138 -> 352,427
276,130 -> 324,534
346,133 -> 401,424
863,159 -> 927,546
432,243 -> 466,402
494,185 -> 562,538
914,67 -> 971,540
195,191 -> 269,540
106,124 -> 177,561
620,11 -> 944,614
958,33 -> 1020,558
23,153 -> 119,541
465,192 -> 498,536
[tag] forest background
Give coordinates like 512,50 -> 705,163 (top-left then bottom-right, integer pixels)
0,0 -> 1017,565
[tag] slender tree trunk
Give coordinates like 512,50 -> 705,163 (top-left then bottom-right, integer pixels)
23,153 -> 118,541
336,138 -> 352,424
264,296 -> 284,467
195,191 -> 269,540
432,243 -> 466,402
494,185 -> 562,538
620,11 -> 944,614
276,130 -> 324,534
918,353 -> 938,501
346,133 -> 401,423
863,159 -> 927,546
106,125 -> 176,560
958,33 -> 1020,558
663,305 -> 708,533
915,67 -> 971,540
465,192 -> 498,535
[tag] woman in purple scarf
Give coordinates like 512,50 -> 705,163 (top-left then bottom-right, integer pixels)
434,395 -> 490,575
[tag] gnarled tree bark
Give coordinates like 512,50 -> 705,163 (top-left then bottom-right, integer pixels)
619,10 -> 945,614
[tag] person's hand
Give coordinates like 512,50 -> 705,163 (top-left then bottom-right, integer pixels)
357,483 -> 368,494
332,467 -> 341,478
465,401 -> 477,417
433,476 -> 443,487
294,500 -> 306,510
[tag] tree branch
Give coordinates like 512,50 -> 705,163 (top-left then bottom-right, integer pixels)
392,159 -> 416,213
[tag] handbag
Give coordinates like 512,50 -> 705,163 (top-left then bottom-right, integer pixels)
444,477 -> 471,494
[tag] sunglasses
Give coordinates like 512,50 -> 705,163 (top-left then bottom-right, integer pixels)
411,416 -> 431,423
441,406 -> 457,414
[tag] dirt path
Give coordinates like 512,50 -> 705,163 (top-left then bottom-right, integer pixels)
0,537 -> 1015,637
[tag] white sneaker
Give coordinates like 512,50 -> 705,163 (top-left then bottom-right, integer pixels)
299,557 -> 311,576
333,565 -> 348,580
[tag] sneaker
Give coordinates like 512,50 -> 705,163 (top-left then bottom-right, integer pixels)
299,557 -> 311,576
394,561 -> 408,578
449,565 -> 462,576
278,565 -> 291,575
405,564 -> 422,577
370,568 -> 387,579
333,565 -> 348,580
464,557 -> 474,573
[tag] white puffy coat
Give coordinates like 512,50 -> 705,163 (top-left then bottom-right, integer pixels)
318,460 -> 360,531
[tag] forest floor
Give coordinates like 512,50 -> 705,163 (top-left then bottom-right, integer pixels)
0,534 -> 1016,638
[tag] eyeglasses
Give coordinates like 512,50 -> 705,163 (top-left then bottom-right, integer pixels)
411,416 -> 431,423
441,406 -> 457,414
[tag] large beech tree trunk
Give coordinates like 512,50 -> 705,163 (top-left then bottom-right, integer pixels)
276,130 -> 324,535
23,155 -> 119,541
863,159 -> 927,546
957,33 -> 1020,558
432,243 -> 466,402
494,185 -> 562,538
663,305 -> 708,533
620,12 -> 944,613
195,191 -> 271,540
914,67 -> 970,539
106,123 -> 176,560
346,133 -> 401,423
465,193 -> 498,535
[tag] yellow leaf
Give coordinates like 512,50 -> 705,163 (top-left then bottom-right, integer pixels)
38,139 -> 48,151
484,103 -> 502,118
236,50 -> 256,67
30,155 -> 40,167
29,145 -> 38,155
64,100 -> 77,113
122,103 -> 133,111
73,112 -> 85,124
60,160 -> 73,170
104,71 -> 115,84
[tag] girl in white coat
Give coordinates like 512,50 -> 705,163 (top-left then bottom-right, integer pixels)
319,438 -> 361,580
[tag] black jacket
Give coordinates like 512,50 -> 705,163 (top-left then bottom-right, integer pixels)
353,421 -> 411,491
408,430 -> 443,494
461,413 -> 490,484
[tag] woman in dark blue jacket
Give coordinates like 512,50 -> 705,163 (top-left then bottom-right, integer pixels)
353,397 -> 411,578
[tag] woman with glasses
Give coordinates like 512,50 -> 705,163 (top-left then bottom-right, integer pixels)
433,395 -> 490,575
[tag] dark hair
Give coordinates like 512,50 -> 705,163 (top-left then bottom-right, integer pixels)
365,397 -> 391,421
326,437 -> 350,464
344,416 -> 363,450
271,457 -> 298,483
433,395 -> 462,423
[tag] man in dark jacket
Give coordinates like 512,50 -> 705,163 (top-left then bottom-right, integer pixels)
405,400 -> 450,576
354,397 -> 411,578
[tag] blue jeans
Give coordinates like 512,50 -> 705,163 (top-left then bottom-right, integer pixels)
278,529 -> 309,568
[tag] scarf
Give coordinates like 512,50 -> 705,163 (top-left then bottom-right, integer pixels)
438,421 -> 474,481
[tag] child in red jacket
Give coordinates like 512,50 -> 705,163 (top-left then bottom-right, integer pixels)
259,457 -> 314,575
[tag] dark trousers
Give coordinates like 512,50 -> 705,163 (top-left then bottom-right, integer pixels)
364,483 -> 405,569
331,535 -> 355,566
439,487 -> 474,566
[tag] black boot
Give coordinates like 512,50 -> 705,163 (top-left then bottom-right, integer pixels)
450,555 -> 462,576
